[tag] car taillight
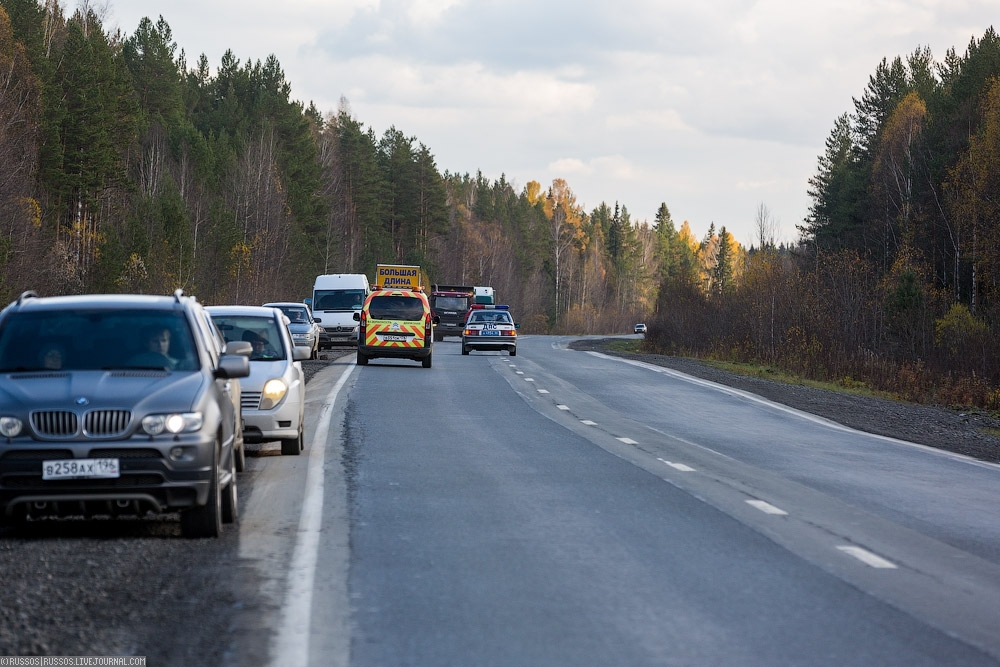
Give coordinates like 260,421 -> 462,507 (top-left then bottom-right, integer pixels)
502,330 -> 515,336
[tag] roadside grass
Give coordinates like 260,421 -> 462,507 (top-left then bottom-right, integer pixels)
598,336 -> 1000,427
697,359 -> 899,401
604,339 -> 643,353
608,338 -> 899,401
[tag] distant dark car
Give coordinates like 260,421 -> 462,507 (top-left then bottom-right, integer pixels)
263,301 -> 321,359
634,323 -> 647,334
0,290 -> 250,537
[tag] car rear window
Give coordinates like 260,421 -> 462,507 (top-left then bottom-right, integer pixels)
471,312 -> 511,323
367,296 -> 425,321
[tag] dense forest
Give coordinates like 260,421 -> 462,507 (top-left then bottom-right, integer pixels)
2,1 -> 1000,408
0,0 -> 691,332
656,28 -> 1000,408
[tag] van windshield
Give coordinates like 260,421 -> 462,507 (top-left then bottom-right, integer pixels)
314,290 -> 365,311
367,296 -> 425,321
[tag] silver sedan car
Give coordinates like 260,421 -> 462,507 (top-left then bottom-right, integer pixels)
207,306 -> 311,455
263,302 -> 321,359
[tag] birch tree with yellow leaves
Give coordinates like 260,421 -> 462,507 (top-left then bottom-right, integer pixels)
534,178 -> 585,317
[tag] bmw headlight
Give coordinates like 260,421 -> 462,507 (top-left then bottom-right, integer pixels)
142,412 -> 204,436
0,417 -> 23,438
260,378 -> 288,410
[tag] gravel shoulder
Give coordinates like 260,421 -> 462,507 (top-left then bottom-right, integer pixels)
569,338 -> 1000,465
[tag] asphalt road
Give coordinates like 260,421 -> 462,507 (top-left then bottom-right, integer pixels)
2,336 -> 999,666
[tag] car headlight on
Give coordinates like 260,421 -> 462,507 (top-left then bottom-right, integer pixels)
142,412 -> 204,436
0,417 -> 23,438
260,378 -> 288,410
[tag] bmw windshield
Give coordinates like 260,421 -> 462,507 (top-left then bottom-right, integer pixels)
0,310 -> 197,372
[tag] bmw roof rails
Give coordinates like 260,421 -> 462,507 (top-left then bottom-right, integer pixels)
16,291 -> 38,305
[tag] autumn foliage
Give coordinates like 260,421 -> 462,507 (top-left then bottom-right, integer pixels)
649,31 -> 1000,409
3,4 -> 1000,409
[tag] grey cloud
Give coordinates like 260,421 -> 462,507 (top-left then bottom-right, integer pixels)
314,0 -> 720,71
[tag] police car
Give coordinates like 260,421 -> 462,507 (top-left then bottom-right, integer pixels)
461,305 -> 518,356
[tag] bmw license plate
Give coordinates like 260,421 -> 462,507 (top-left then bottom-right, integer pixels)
42,458 -> 120,480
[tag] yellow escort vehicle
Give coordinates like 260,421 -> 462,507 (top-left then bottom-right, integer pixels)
353,265 -> 439,368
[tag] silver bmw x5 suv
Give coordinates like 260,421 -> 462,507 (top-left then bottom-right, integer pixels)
0,290 -> 250,538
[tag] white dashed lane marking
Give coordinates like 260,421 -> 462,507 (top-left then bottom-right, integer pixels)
746,500 -> 788,516
581,420 -> 597,426
837,546 -> 897,569
657,458 -> 695,472
617,437 -> 638,445
556,405 -> 570,411
537,389 -> 549,394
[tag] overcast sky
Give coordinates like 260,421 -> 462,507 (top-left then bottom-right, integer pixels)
105,0 -> 995,246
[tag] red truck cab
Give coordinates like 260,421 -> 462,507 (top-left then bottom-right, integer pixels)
430,284 -> 475,341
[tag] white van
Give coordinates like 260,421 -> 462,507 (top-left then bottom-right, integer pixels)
312,274 -> 370,348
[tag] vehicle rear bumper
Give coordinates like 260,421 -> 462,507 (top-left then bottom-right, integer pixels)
462,336 -> 516,351
358,344 -> 432,360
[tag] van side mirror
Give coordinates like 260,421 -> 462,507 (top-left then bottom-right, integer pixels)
353,312 -> 360,322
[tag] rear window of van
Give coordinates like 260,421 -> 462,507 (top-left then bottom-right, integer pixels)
367,296 -> 425,321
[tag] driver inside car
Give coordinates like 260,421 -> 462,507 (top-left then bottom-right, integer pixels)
129,326 -> 179,369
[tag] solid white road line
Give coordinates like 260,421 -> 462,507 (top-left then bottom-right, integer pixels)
746,499 -> 789,515
837,545 -> 898,569
271,364 -> 354,667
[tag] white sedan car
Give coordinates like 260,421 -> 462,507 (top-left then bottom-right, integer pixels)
207,305 -> 311,455
461,305 -> 518,356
